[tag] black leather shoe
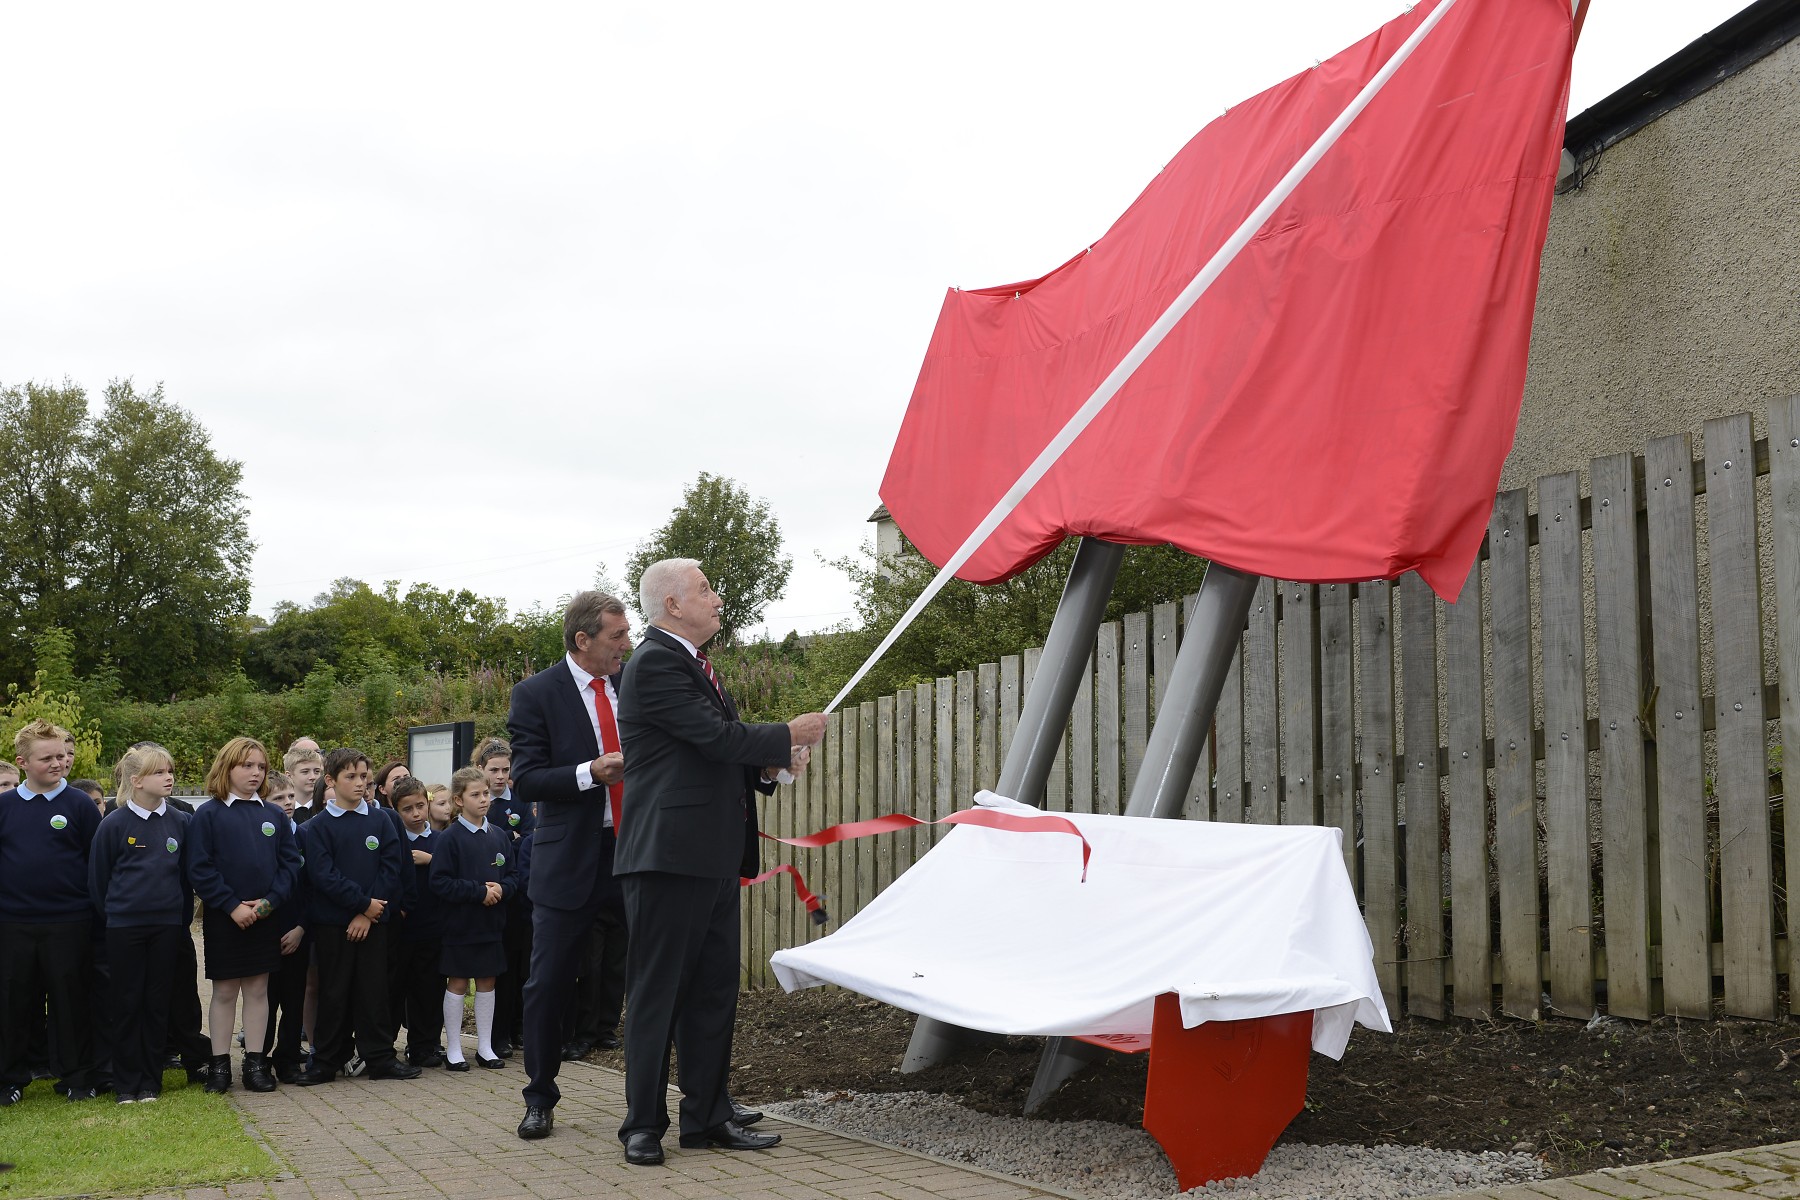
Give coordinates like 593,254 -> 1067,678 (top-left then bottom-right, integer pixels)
678,1121 -> 781,1151
409,1050 -> 446,1069
204,1054 -> 232,1094
730,1100 -> 764,1126
275,1063 -> 302,1085
595,1031 -> 622,1051
517,1106 -> 553,1140
623,1132 -> 664,1165
445,1059 -> 471,1072
293,1067 -> 337,1087
242,1052 -> 276,1093
491,1038 -> 513,1059
559,1041 -> 591,1062
365,1059 -> 421,1080
476,1054 -> 504,1070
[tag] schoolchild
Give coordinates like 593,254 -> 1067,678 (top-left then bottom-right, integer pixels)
475,738 -> 530,1056
69,779 -> 107,815
283,747 -> 325,825
429,767 -> 518,1070
386,777 -> 446,1067
187,737 -> 301,1094
88,745 -> 191,1103
260,772 -> 310,1083
117,741 -> 210,1085
0,719 -> 102,1104
296,748 -> 419,1084
426,784 -> 453,831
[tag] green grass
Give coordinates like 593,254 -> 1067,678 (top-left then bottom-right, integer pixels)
0,1070 -> 276,1198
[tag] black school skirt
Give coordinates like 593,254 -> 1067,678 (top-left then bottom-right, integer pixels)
201,904 -> 282,980
439,939 -> 507,980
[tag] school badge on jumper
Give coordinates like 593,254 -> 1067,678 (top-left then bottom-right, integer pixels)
261,821 -> 276,836
49,815 -> 67,830
166,837 -> 178,853
364,835 -> 379,850
127,836 -> 137,845
494,853 -> 506,867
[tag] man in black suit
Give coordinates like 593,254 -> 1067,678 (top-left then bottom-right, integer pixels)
614,558 -> 825,1166
510,591 -> 633,1141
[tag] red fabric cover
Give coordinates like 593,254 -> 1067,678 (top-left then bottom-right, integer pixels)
879,0 -> 1573,599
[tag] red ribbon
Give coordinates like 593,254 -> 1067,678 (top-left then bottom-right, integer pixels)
763,809 -> 1090,880
740,808 -> 1091,927
741,862 -> 830,925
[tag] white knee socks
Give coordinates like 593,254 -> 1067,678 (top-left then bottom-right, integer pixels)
443,991 -> 466,1064
474,989 -> 496,1061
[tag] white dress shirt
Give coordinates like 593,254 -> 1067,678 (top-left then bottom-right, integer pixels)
565,652 -> 622,827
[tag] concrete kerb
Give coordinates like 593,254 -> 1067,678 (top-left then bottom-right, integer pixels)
759,1105 -> 1087,1200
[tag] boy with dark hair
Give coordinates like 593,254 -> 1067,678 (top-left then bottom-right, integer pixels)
0,720 -> 102,1103
295,748 -> 419,1085
388,776 -> 446,1068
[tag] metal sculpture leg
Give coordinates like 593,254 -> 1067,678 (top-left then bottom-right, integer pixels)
1025,563 -> 1260,1111
900,536 -> 1126,1074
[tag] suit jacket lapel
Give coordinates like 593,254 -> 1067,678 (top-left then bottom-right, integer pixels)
559,659 -> 603,759
644,627 -> 730,716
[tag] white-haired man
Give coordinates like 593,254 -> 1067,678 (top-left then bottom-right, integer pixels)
612,558 -> 825,1166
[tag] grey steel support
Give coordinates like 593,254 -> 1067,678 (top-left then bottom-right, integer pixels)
1023,562 -> 1260,1112
900,536 -> 1126,1074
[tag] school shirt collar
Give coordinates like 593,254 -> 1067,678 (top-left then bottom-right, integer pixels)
457,815 -> 488,834
126,799 -> 168,820
406,826 -> 430,841
16,780 -> 68,801
222,794 -> 262,808
325,799 -> 370,818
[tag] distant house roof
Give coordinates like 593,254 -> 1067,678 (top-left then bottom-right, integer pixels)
868,504 -> 892,523
1565,0 -> 1799,161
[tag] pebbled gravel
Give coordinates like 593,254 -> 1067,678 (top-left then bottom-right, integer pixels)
766,1090 -> 1547,1200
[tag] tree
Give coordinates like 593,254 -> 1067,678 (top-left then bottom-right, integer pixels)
626,473 -> 792,644
0,379 -> 253,700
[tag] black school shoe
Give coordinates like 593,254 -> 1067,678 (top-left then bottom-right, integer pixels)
293,1066 -> 337,1086
476,1054 -> 505,1070
364,1059 -> 421,1081
445,1060 -> 471,1072
408,1050 -> 447,1069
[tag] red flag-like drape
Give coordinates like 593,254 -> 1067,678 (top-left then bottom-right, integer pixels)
879,0 -> 1574,600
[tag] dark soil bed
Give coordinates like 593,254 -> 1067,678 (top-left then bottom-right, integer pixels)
641,989 -> 1800,1178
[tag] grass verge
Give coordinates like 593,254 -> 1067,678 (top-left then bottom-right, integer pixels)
0,1069 -> 275,1197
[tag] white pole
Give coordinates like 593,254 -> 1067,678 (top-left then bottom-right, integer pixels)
828,0 -> 1461,714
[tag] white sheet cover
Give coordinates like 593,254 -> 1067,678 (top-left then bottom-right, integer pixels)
769,793 -> 1391,1059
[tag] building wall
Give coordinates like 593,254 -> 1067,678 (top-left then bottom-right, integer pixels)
1503,35 -> 1800,491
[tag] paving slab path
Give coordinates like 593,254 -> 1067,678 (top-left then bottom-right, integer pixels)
1431,1143 -> 1800,1200
148,1048 -> 1069,1200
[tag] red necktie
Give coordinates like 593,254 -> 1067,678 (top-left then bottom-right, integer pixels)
589,678 -> 624,831
695,648 -> 724,699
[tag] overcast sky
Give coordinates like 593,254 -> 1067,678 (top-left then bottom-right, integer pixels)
0,0 -> 1750,640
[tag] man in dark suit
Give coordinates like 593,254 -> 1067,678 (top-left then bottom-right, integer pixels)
614,558 -> 825,1166
509,591 -> 633,1141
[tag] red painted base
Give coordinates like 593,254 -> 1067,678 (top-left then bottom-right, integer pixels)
1141,995 -> 1313,1190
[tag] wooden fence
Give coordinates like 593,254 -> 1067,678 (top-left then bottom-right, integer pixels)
743,397 -> 1800,1026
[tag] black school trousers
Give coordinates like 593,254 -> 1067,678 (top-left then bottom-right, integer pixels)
388,936 -> 444,1059
262,932 -> 309,1070
107,924 -> 186,1096
0,919 -> 95,1091
310,921 -> 397,1073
